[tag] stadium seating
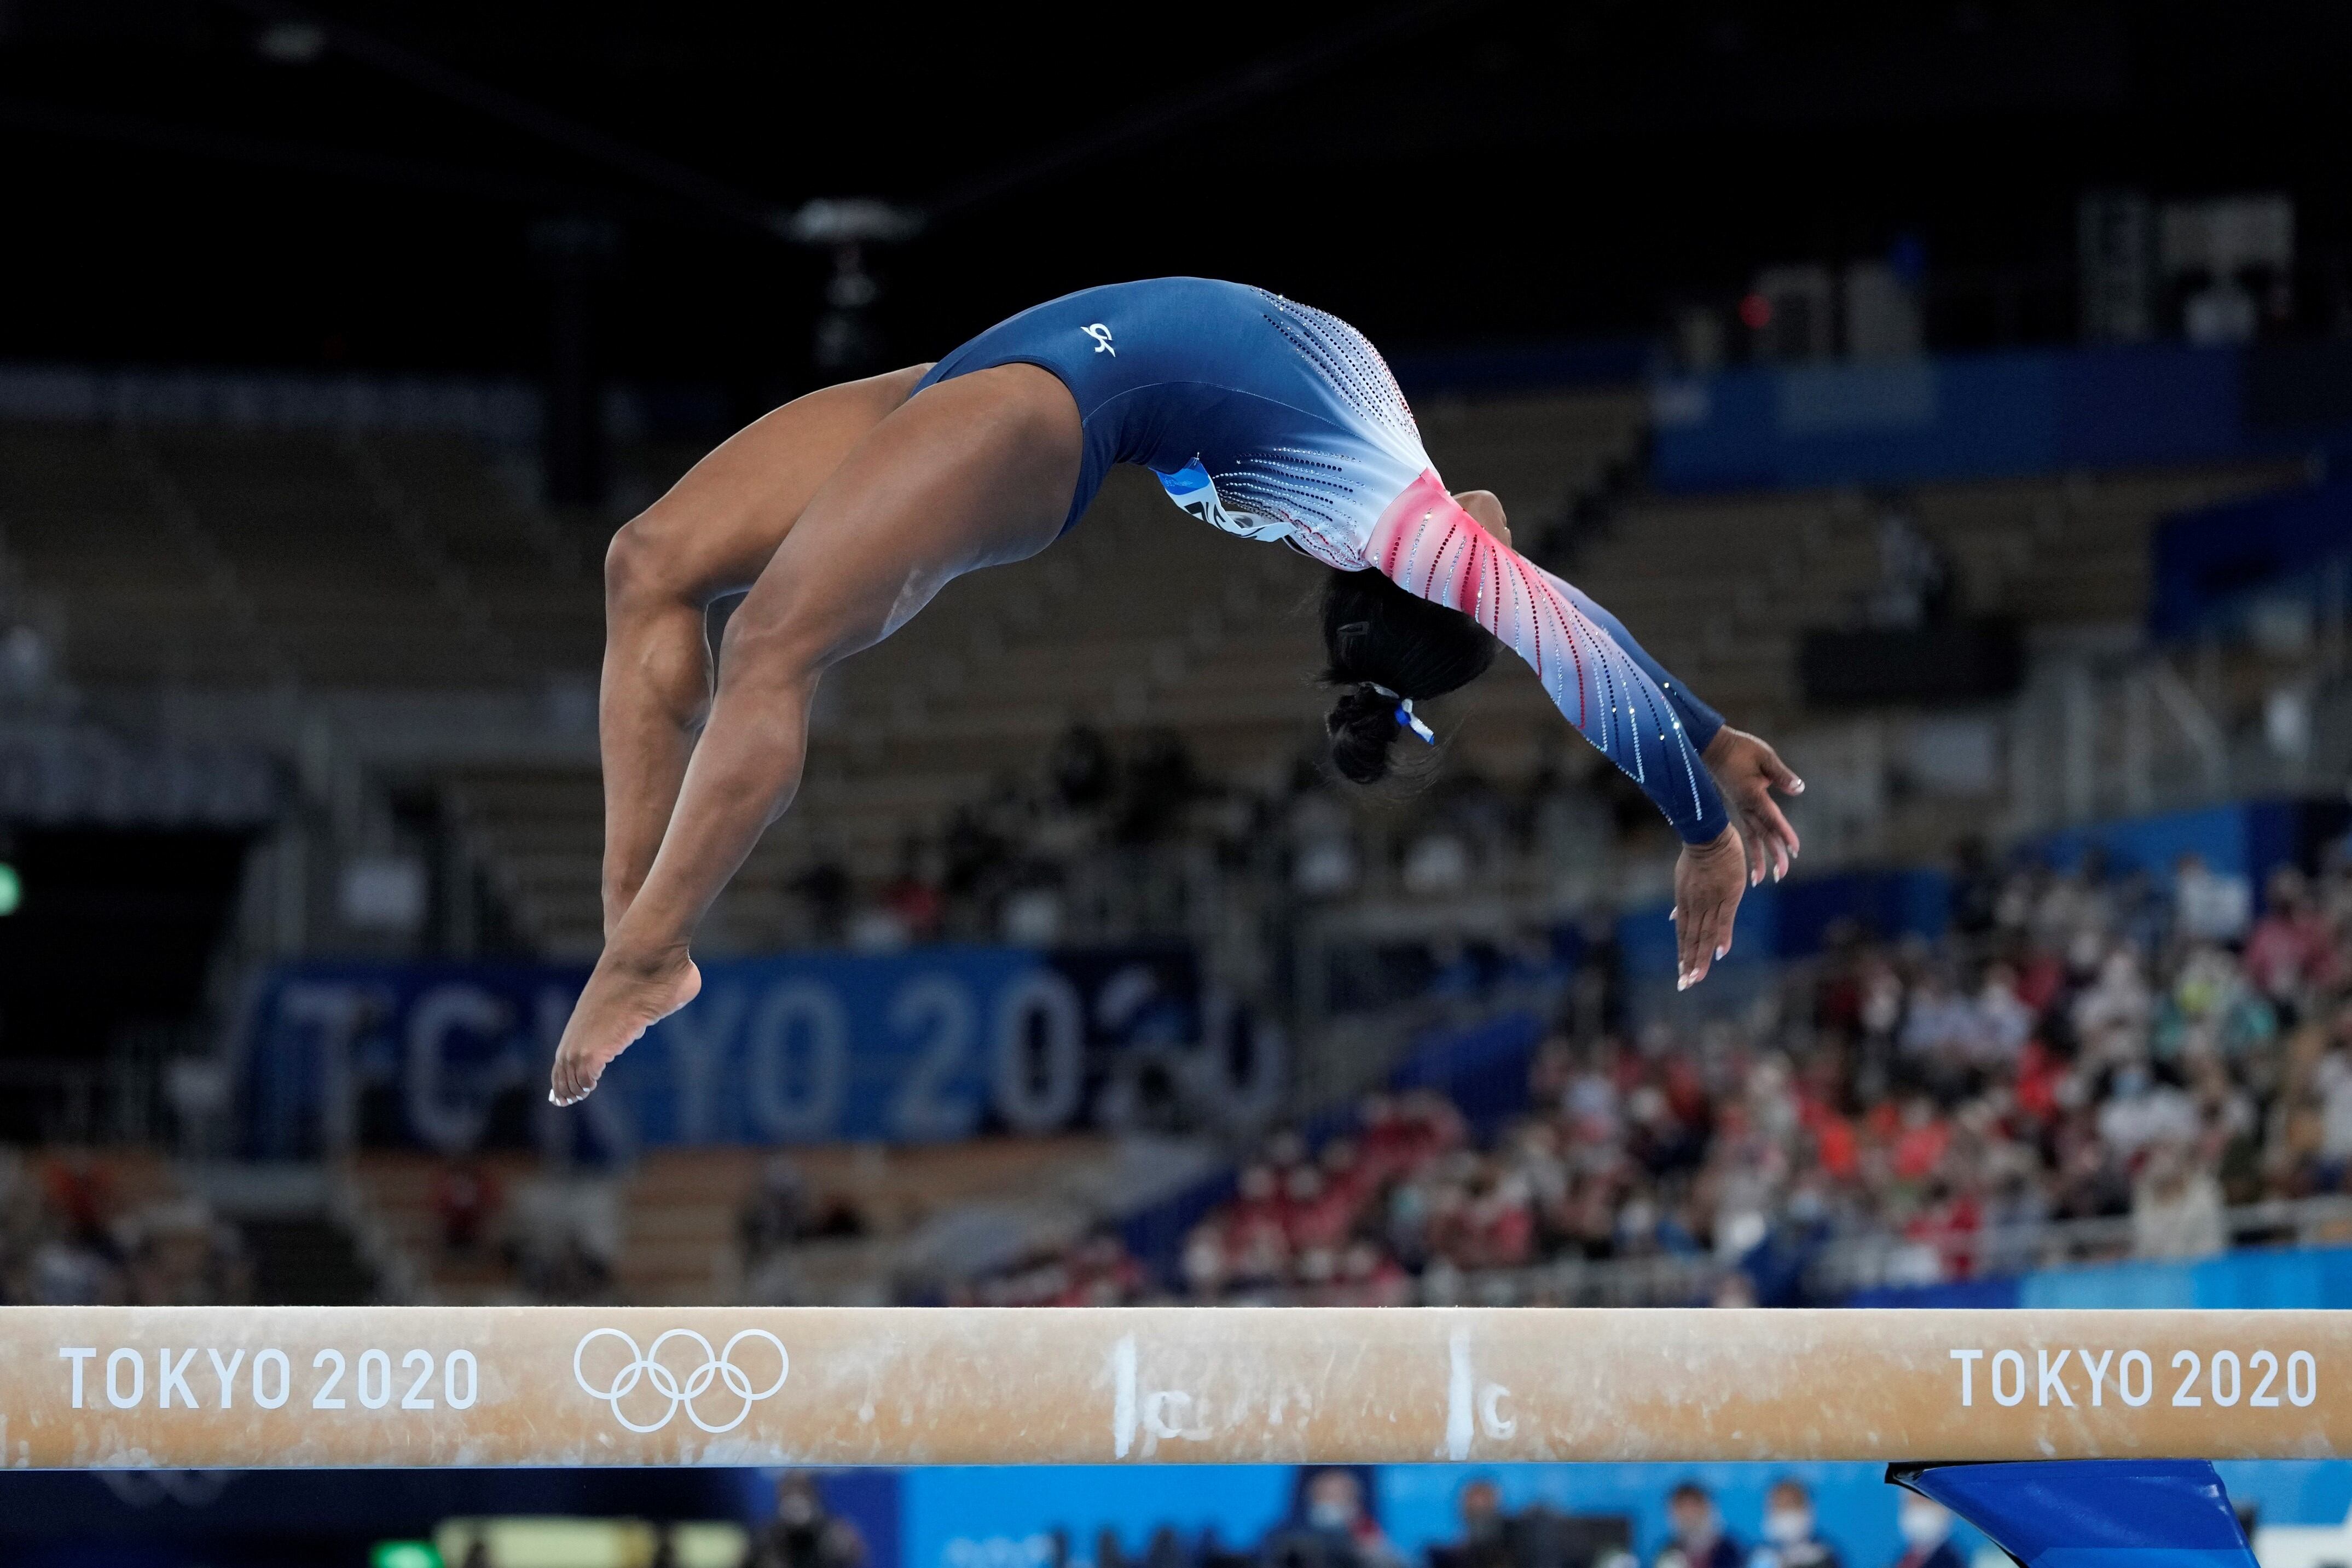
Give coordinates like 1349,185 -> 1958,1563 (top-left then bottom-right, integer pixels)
0,427 -> 605,690
343,1137 -> 1136,1306
0,400 -> 2310,957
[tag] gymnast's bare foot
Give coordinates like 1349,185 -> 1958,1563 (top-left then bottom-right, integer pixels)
549,945 -> 702,1105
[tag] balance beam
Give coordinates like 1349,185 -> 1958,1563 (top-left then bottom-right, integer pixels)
13,1305 -> 2348,1468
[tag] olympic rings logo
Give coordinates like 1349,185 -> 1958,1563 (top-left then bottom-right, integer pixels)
572,1328 -> 789,1435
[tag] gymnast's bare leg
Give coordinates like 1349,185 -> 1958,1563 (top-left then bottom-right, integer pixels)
596,364 -> 930,941
552,364 -> 1082,1103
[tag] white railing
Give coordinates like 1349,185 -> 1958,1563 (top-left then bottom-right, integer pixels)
1808,1193 -> 2352,1297
1246,1194 -> 2352,1309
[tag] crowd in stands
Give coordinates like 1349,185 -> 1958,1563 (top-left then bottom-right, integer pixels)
1063,1470 -> 1968,1568
965,833 -> 2352,1306
0,1149 -> 251,1305
798,720 -> 1631,952
748,1474 -> 870,1568
784,721 -> 1225,951
739,1154 -> 873,1304
426,1157 -> 633,1303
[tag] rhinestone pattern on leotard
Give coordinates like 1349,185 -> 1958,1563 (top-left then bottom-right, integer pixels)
1253,289 -> 1421,444
1212,446 -> 1357,532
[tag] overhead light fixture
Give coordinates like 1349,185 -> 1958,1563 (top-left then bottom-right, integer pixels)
254,20 -> 328,65
781,198 -> 924,247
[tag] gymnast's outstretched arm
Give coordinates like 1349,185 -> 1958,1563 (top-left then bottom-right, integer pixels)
1371,481 -> 1803,986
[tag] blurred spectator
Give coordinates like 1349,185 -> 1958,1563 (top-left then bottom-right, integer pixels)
2131,1140 -> 2227,1259
44,1149 -> 114,1244
750,1474 -> 867,1568
1863,506 -> 1954,630
880,835 -> 946,944
1887,1498 -> 1961,1568
1143,1528 -> 1191,1568
1428,1479 -> 1511,1568
2174,854 -> 2251,944
742,1157 -> 810,1253
1749,1480 -> 1840,1568
1950,838 -> 2001,940
2246,869 -> 2339,1008
1264,1468 -> 1402,1568
509,1176 -> 620,1304
433,1160 -> 501,1255
1403,828 -> 1473,897
1656,1483 -> 1741,1568
2097,1064 -> 2199,1157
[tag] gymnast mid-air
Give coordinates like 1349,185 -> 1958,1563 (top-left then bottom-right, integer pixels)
550,277 -> 1802,1105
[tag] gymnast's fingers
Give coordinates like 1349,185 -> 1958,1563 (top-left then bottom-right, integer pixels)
1710,895 -> 1739,973
1749,791 -> 1800,873
1683,898 -> 1721,988
1675,899 -> 1700,989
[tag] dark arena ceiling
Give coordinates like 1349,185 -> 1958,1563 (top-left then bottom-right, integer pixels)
4,0 -> 2350,396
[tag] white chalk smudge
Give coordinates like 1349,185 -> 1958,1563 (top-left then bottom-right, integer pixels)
1112,1334 -> 1137,1459
1446,1328 -> 1474,1460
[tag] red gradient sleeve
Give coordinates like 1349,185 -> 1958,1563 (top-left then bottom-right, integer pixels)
1365,472 -> 1729,844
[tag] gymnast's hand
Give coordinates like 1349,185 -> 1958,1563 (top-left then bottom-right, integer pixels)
1703,725 -> 1804,886
1672,827 -> 1746,991
1450,489 -> 1511,547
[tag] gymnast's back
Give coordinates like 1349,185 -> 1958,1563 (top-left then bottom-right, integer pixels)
912,277 -> 1432,559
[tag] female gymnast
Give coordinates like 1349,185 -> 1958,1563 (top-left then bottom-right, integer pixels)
551,277 -> 1802,1105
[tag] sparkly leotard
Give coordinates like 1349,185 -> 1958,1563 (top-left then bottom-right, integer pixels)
913,278 -> 1728,842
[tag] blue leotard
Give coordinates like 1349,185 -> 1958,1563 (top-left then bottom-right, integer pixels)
913,278 -> 1730,844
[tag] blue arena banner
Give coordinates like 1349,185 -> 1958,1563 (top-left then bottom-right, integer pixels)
239,945 -> 1204,1158
1650,341 -> 2352,494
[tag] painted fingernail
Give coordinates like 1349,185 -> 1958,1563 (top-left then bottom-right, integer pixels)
1791,779 -> 1805,793
1716,945 -> 1728,960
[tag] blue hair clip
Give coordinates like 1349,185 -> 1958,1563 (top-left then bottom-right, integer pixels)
1368,682 -> 1437,745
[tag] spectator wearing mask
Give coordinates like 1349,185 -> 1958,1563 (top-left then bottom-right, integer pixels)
752,1474 -> 867,1568
1269,1468 -> 1401,1568
1888,1497 -> 1962,1568
1657,1483 -> 1742,1568
1749,1480 -> 1840,1568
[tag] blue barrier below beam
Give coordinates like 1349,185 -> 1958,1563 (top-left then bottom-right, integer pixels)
1896,1460 -> 2256,1568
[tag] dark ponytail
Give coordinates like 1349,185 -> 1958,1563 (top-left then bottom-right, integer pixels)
1319,569 -> 1497,784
